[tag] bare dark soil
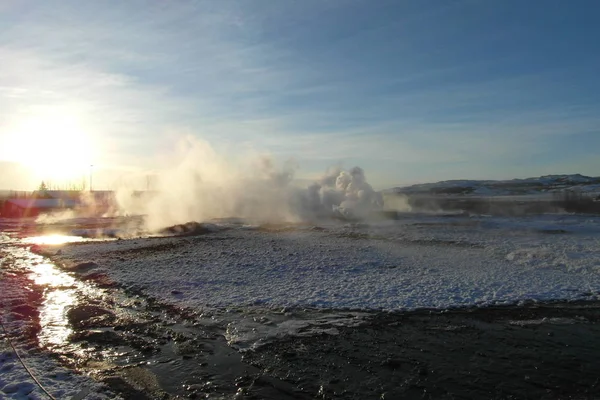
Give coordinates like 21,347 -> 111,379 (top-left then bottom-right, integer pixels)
244,303 -> 600,399
59,286 -> 600,399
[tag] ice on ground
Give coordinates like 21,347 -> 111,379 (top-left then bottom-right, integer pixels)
223,311 -> 367,351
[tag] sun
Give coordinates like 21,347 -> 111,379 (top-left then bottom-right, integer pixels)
7,111 -> 95,187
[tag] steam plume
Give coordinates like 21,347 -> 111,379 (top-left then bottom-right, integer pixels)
116,137 -> 383,230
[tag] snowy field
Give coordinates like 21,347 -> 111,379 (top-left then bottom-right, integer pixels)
49,213 -> 600,311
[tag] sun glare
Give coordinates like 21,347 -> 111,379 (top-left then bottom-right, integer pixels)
7,111 -> 95,186
23,234 -> 85,245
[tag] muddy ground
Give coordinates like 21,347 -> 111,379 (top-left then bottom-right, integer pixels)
244,303 -> 600,399
52,288 -> 600,399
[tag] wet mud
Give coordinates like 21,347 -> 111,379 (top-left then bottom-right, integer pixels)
36,271 -> 600,400
51,281 -> 343,399
244,303 -> 600,399
51,290 -> 600,399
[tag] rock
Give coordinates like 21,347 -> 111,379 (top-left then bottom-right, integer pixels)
81,271 -> 117,288
67,305 -> 116,328
71,262 -> 100,273
159,222 -> 216,237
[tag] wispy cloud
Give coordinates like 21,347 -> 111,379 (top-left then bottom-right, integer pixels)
1,0 -> 599,189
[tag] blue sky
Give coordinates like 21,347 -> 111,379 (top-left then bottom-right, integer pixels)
1,0 -> 599,190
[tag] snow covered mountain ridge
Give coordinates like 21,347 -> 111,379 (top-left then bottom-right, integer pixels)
387,174 -> 600,197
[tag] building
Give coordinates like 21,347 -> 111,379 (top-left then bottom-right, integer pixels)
1,198 -> 78,218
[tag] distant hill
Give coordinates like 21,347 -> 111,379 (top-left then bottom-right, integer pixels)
387,174 -> 600,197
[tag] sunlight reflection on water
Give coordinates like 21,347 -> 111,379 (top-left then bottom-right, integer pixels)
4,242 -> 103,350
30,262 -> 77,287
27,262 -> 79,346
22,234 -> 87,245
40,290 -> 77,346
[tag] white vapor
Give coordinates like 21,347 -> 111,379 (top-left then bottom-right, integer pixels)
115,137 -> 383,231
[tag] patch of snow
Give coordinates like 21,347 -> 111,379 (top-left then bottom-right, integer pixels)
50,215 -> 600,313
224,312 -> 366,351
0,344 -> 114,400
508,317 -> 579,326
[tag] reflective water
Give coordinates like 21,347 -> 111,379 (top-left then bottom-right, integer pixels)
0,234 -> 102,351
31,253 -> 78,349
22,234 -> 90,245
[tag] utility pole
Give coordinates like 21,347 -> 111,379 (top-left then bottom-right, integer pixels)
90,165 -> 94,192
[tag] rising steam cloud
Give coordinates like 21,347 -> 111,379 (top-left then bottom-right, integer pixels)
117,137 -> 383,231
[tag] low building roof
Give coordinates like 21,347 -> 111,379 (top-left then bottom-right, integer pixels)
6,198 -> 78,209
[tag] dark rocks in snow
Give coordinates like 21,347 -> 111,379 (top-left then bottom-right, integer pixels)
70,261 -> 100,273
81,271 -> 117,288
159,221 -> 217,237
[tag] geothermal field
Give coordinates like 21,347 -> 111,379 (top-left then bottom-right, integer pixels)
3,0 -> 600,397
2,168 -> 600,399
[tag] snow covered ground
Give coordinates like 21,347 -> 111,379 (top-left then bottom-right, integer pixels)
47,214 -> 600,312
